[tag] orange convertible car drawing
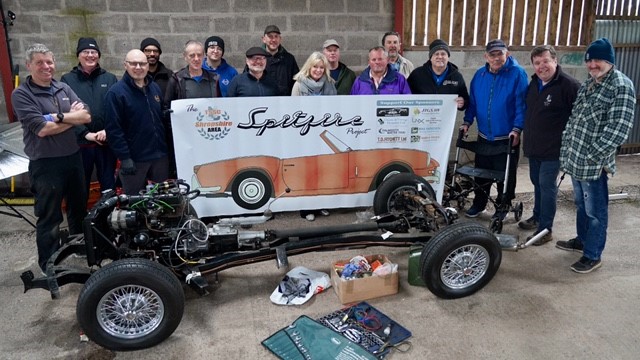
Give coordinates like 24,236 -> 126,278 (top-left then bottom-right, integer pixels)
192,131 -> 440,209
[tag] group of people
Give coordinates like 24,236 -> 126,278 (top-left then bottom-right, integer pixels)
11,24 -> 635,275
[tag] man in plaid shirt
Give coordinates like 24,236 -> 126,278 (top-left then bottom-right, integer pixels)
557,38 -> 636,273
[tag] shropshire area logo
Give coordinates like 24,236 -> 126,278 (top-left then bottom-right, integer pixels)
195,106 -> 232,141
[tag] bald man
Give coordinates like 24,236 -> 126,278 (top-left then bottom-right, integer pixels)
105,49 -> 169,194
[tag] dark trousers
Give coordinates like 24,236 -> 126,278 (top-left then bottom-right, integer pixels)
80,145 -> 117,192
29,152 -> 87,271
472,137 -> 520,210
120,156 -> 170,195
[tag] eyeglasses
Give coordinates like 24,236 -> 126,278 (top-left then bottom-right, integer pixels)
143,49 -> 160,54
80,50 -> 99,56
125,60 -> 149,67
248,56 -> 266,62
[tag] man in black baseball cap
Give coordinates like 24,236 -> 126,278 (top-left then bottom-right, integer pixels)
203,35 -> 238,97
261,24 -> 299,95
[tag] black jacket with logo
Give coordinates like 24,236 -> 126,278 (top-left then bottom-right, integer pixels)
523,65 -> 580,160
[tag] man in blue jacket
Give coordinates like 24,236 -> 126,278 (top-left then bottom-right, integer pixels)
462,39 -> 528,218
105,49 -> 168,195
203,35 -> 238,97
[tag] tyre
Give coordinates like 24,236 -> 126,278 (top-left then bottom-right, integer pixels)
373,173 -> 436,215
76,258 -> 185,351
514,202 -> 523,222
420,222 -> 501,299
231,171 -> 273,210
374,164 -> 410,188
489,217 -> 503,234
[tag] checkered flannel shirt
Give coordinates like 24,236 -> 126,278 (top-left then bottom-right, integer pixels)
560,69 -> 636,181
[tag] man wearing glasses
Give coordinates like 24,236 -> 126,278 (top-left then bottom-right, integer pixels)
140,37 -> 173,96
104,49 -> 169,195
227,47 -> 279,97
203,36 -> 238,97
61,38 -> 118,196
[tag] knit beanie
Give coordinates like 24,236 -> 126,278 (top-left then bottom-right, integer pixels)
76,37 -> 101,57
205,36 -> 225,55
585,38 -> 615,64
429,39 -> 450,58
140,37 -> 162,54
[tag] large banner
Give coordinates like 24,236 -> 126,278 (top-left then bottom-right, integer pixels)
171,95 -> 457,217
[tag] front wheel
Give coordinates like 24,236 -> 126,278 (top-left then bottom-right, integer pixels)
76,258 -> 185,351
420,222 -> 501,299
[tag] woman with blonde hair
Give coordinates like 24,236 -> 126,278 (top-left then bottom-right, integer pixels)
291,52 -> 337,96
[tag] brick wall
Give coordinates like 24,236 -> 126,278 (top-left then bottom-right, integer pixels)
4,0 -> 394,78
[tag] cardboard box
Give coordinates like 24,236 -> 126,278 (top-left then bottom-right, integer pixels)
330,254 -> 399,304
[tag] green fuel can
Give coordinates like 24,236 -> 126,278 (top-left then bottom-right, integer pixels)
408,244 -> 426,286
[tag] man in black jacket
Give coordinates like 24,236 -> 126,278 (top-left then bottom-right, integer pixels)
140,37 -> 173,97
61,37 -> 118,194
407,39 -> 469,111
227,47 -> 279,97
262,25 -> 299,95
520,45 -> 580,244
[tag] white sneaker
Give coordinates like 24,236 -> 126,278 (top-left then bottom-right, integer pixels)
305,214 -> 315,221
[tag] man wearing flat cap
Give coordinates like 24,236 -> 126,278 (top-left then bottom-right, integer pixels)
61,37 -> 118,197
227,47 -> 279,97
407,39 -> 469,111
462,39 -> 528,220
557,38 -> 636,273
262,25 -> 299,95
203,35 -> 238,97
322,39 -> 356,95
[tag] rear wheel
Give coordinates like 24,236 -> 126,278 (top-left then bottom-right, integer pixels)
76,258 -> 185,351
420,222 -> 501,299
231,171 -> 273,210
373,173 -> 436,215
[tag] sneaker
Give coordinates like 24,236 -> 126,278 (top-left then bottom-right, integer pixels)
465,206 -> 485,218
320,209 -> 330,216
528,230 -> 553,246
556,238 -> 584,253
305,213 -> 315,221
570,256 -> 602,273
518,216 -> 538,230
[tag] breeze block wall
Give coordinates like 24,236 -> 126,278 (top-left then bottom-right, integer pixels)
4,0 -> 394,78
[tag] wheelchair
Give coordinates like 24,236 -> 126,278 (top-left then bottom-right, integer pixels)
442,130 -> 523,234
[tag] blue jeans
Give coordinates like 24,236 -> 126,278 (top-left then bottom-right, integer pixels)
528,158 -> 560,232
572,172 -> 609,260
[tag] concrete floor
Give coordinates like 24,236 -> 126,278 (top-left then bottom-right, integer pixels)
1,155 -> 639,359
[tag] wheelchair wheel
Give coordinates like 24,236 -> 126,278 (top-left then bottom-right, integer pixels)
513,202 -> 523,222
489,217 -> 503,234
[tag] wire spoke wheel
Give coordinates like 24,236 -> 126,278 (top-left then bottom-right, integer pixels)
440,244 -> 489,289
97,285 -> 165,339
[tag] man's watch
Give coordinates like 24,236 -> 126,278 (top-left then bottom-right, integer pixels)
56,113 -> 64,123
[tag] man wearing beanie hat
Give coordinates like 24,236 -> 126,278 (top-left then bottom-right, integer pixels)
557,38 -> 636,273
407,39 -> 468,111
61,38 -> 118,196
140,37 -> 172,96
462,38 -> 528,220
203,35 -> 238,97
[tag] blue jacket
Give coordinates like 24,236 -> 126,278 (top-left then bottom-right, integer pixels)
104,72 -> 167,162
350,64 -> 412,95
464,56 -> 528,141
202,58 -> 238,97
